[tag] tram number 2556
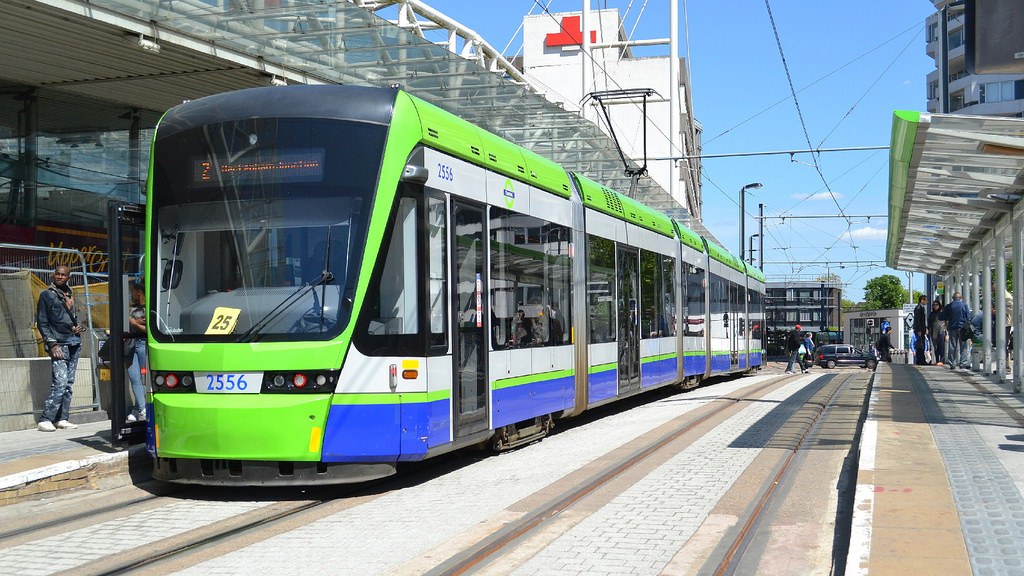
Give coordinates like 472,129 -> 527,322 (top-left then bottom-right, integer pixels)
437,163 -> 454,182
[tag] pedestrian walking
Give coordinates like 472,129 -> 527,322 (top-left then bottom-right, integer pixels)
785,324 -> 802,374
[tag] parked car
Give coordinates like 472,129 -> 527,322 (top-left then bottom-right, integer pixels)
816,344 -> 878,370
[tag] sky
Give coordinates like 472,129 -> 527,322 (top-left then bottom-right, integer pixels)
421,0 -> 937,302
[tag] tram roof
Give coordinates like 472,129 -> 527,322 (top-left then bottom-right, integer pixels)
887,110 -> 1024,275
0,0 -> 691,223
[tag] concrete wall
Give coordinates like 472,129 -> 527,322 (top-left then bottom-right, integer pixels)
0,357 -> 105,432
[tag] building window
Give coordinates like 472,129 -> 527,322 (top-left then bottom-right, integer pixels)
950,91 -> 964,111
948,29 -> 963,50
927,21 -> 938,43
981,81 -> 1016,103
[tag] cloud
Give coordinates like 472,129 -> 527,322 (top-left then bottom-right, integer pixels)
840,226 -> 887,241
793,192 -> 842,201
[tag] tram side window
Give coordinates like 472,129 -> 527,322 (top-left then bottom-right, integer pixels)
684,264 -> 705,336
735,284 -> 746,336
641,250 -> 669,338
489,208 -> 571,349
750,289 -> 764,342
427,195 -> 448,350
709,273 -> 727,336
368,197 -> 419,336
663,256 -> 676,336
588,235 -> 616,344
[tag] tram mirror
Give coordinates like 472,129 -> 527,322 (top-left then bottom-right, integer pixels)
161,259 -> 183,290
400,164 -> 429,184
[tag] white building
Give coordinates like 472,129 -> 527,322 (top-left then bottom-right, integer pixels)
519,8 -> 701,221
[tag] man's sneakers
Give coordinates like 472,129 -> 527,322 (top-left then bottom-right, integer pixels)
784,370 -> 795,374
36,419 -> 79,431
127,411 -> 146,423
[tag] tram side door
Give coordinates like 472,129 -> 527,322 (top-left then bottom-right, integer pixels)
451,201 -> 488,438
729,284 -> 740,369
617,246 -> 640,394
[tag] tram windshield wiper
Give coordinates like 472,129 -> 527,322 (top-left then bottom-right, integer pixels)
237,270 -> 334,342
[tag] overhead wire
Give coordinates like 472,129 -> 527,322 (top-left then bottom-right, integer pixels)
816,26 -> 922,148
703,21 -> 921,147
762,0 -> 855,260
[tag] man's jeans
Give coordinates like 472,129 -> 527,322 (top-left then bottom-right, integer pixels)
41,343 -> 80,423
786,349 -> 800,372
947,328 -> 969,369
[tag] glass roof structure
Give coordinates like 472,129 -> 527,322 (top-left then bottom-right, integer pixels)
887,110 -> 1024,274
88,0 -> 687,217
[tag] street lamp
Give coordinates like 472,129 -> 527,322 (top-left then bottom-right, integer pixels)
748,234 -> 760,265
739,182 -> 763,263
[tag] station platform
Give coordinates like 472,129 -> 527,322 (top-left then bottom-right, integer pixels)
0,363 -> 1021,575
0,419 -> 147,505
848,362 -> 1024,576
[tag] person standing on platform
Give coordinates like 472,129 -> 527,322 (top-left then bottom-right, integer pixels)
36,265 -> 84,432
913,295 -> 928,365
876,324 -> 895,363
928,300 -> 946,366
785,324 -> 803,374
126,279 -> 148,422
941,291 -> 971,370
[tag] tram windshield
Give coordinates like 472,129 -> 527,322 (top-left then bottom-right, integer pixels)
149,117 -> 386,342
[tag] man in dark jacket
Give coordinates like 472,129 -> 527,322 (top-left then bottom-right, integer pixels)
913,295 -> 928,365
940,291 -> 971,369
36,265 -> 84,432
785,324 -> 803,374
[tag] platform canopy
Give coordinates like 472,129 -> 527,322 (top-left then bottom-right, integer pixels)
0,0 -> 689,218
886,110 -> 1024,274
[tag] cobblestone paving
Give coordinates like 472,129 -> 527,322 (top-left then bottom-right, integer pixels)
0,500 -> 269,576
914,371 -> 1024,576
512,377 -> 818,576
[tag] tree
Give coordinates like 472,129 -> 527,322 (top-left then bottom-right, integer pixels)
862,274 -> 907,310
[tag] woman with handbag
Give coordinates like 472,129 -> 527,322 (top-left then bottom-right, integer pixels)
126,279 -> 148,422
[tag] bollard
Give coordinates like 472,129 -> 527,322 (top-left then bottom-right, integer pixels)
971,349 -> 981,371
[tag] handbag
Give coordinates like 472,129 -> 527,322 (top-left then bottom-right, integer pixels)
960,324 -> 975,341
98,336 -> 135,367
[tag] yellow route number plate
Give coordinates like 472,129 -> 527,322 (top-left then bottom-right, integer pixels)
205,306 -> 241,335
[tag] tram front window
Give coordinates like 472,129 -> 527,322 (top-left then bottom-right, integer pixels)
150,117 -> 385,342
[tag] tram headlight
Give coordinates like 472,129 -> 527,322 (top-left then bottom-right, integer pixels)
152,371 -> 196,392
261,370 -> 338,393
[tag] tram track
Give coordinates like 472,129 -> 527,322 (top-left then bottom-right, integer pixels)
0,370 -> 867,576
420,373 -> 806,576
707,372 -> 863,575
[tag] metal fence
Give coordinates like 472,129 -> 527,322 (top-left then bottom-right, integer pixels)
0,243 -> 105,414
